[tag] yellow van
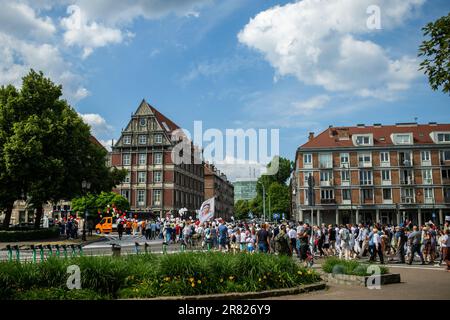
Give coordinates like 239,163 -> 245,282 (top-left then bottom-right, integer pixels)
95,217 -> 114,234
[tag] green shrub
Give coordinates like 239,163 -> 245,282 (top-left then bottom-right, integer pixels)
0,252 -> 322,300
322,257 -> 389,276
0,227 -> 60,242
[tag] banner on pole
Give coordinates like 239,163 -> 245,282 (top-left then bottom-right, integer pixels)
198,197 -> 215,224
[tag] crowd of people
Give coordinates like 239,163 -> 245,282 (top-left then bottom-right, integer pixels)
152,218 -> 450,270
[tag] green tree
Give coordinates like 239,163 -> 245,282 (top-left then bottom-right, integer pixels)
253,156 -> 293,220
0,70 -> 127,228
419,12 -> 450,94
71,192 -> 129,216
234,199 -> 250,220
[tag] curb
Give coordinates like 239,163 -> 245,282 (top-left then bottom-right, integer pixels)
326,273 -> 401,287
138,281 -> 327,300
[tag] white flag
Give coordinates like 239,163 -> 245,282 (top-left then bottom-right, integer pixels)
198,197 -> 215,224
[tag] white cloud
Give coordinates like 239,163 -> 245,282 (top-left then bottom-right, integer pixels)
99,139 -> 113,152
238,0 -> 424,100
0,1 -> 56,39
79,113 -> 113,136
59,0 -> 211,57
0,32 -> 88,103
291,95 -> 330,116
60,6 -> 126,58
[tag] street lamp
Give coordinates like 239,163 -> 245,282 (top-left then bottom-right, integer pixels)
81,180 -> 91,241
257,181 -> 266,222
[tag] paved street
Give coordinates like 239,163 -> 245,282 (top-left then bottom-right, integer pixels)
263,264 -> 450,300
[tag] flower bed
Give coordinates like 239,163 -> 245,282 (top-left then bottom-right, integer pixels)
0,252 -> 321,300
322,257 -> 389,276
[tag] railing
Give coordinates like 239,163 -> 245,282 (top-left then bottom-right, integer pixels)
400,178 -> 415,185
320,199 -> 336,204
358,161 -> 372,168
401,196 -> 415,204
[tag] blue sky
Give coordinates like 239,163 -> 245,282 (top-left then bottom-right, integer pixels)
1,0 -> 449,180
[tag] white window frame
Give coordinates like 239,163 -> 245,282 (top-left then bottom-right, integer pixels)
381,188 -> 392,201
340,153 -> 349,167
123,135 -> 131,145
353,134 -> 373,146
137,171 -> 146,184
320,170 -> 333,186
392,133 -> 413,145
138,135 -> 147,145
155,134 -> 163,144
303,154 -> 313,168
320,189 -> 334,200
303,171 -> 313,183
380,152 -> 390,166
304,189 -> 309,205
399,151 -> 413,166
381,169 -> 391,185
153,190 -> 162,206
358,152 -> 372,167
121,189 -> 130,201
122,153 -> 131,166
124,172 -> 131,183
154,171 -> 162,183
421,150 -> 431,165
138,153 -> 146,165
401,188 -> 415,203
154,153 -> 163,165
341,170 -> 350,182
137,190 -> 146,207
436,132 -> 450,143
359,170 -> 373,185
424,188 -> 434,203
319,153 -> 332,169
422,169 -> 433,184
342,189 -> 351,201
440,150 -> 450,162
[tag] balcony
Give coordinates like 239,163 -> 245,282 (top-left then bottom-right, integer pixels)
321,199 -> 336,204
422,178 -> 433,185
359,161 -> 372,168
381,180 -> 391,186
320,180 -> 333,187
400,177 -> 415,185
401,197 -> 415,204
319,163 -> 333,169
424,197 -> 434,204
399,159 -> 413,167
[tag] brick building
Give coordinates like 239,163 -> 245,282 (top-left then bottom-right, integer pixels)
293,123 -> 450,226
204,162 -> 234,221
110,99 -> 204,219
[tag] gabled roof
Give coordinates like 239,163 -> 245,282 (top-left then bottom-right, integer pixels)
300,123 -> 450,149
145,100 -> 180,133
89,135 -> 107,151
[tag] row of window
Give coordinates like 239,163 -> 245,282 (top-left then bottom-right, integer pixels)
123,133 -> 163,145
351,132 -> 450,146
121,189 -> 203,208
123,171 -> 163,184
305,187 -> 435,203
307,168 -> 441,185
303,150 -> 450,168
123,153 -> 163,166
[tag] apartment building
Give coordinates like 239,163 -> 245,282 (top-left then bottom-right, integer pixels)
204,162 -> 234,221
110,99 -> 204,219
293,123 -> 450,226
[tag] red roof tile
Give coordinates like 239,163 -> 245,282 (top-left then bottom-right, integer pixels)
300,123 -> 450,149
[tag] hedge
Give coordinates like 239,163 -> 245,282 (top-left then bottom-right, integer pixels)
0,227 -> 60,242
0,252 -> 322,300
322,257 -> 389,276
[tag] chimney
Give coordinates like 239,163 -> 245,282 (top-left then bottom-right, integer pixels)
308,132 -> 314,141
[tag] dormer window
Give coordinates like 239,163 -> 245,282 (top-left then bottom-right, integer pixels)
437,133 -> 450,143
353,134 -> 373,146
391,133 -> 413,145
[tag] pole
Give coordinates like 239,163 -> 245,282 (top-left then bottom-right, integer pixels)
82,196 -> 87,241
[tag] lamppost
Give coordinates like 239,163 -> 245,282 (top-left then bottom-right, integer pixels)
257,181 -> 266,222
81,180 -> 91,241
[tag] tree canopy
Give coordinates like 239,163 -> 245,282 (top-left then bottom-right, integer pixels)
0,70 -> 126,228
419,12 -> 450,94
